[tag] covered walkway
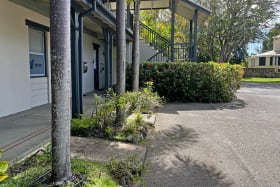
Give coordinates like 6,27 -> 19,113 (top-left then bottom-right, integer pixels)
0,94 -> 96,162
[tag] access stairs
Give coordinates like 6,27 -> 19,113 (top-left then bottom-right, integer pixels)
139,22 -> 191,62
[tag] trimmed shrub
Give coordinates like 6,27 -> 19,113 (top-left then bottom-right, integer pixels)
127,62 -> 243,103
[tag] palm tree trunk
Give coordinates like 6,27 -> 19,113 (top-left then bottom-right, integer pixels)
132,0 -> 141,91
116,0 -> 126,127
50,0 -> 72,183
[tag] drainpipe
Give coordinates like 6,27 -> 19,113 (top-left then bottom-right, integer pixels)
77,1 -> 96,114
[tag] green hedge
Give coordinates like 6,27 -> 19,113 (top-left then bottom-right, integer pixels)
127,62 -> 243,103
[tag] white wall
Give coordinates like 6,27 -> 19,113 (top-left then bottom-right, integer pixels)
0,0 -> 50,117
273,36 -> 280,52
82,34 -> 105,92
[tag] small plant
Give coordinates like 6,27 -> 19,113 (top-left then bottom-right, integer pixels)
108,155 -> 144,187
71,114 -> 96,131
0,149 -> 9,182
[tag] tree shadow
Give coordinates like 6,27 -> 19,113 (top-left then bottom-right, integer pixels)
146,124 -> 198,156
158,99 -> 247,114
144,125 -> 233,187
145,153 -> 233,187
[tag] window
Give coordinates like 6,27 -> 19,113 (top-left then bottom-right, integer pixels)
270,57 -> 273,66
29,28 -> 46,77
278,57 -> 280,66
26,20 -> 49,77
259,57 -> 266,66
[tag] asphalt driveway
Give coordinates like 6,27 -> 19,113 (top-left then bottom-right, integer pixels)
144,83 -> 280,187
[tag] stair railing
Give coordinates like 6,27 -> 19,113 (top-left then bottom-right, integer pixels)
140,22 -> 191,62
147,44 -> 170,62
140,22 -> 170,51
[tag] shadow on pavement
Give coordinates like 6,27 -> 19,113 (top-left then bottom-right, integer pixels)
159,99 -> 247,114
145,153 -> 233,187
146,124 -> 198,156
145,125 -> 233,187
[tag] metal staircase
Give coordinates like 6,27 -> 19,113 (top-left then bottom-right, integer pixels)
139,22 -> 190,62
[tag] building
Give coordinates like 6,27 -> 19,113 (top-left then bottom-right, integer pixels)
249,35 -> 280,68
0,0 -> 210,118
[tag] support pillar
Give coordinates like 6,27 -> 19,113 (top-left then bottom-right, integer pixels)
103,27 -> 110,89
193,9 -> 198,62
78,15 -> 84,114
170,0 -> 176,62
71,8 -> 80,118
189,20 -> 193,61
109,34 -> 114,87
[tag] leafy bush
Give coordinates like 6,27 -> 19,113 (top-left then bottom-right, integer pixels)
0,149 -> 8,182
108,155 -> 144,186
122,82 -> 163,114
127,62 -> 243,103
71,85 -> 163,143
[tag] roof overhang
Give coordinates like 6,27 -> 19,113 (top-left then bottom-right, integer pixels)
106,0 -> 211,25
9,0 -> 134,39
253,50 -> 280,57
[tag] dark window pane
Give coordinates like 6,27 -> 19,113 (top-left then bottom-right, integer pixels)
259,57 -> 266,66
270,57 -> 273,66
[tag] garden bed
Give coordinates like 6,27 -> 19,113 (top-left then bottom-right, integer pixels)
71,83 -> 163,144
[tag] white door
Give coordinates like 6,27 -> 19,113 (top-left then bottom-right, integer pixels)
98,59 -> 106,90
82,48 -> 96,94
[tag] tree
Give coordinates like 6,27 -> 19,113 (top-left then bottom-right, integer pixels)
195,0 -> 277,62
229,46 -> 248,64
50,0 -> 72,184
116,0 -> 126,127
262,23 -> 280,52
132,0 -> 141,91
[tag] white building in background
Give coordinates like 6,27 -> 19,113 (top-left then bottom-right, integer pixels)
249,35 -> 280,68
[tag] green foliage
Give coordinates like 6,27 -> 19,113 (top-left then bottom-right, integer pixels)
71,85 -> 162,143
1,153 -> 118,187
123,82 -> 163,114
71,115 -> 96,131
262,23 -> 280,52
108,155 -> 144,186
0,149 -> 8,182
196,0 -> 277,62
242,77 -> 280,84
127,62 -> 243,103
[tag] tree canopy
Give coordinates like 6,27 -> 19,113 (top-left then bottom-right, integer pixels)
140,0 -> 278,62
196,0 -> 277,62
262,23 -> 280,52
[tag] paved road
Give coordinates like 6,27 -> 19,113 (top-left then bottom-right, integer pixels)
144,83 -> 280,187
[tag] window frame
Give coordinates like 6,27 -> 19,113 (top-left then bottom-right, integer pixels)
26,19 -> 49,78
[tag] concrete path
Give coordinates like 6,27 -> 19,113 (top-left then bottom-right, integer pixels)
0,105 -> 51,162
1,83 -> 280,187
144,83 -> 280,187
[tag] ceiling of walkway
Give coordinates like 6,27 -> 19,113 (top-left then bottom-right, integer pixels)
106,0 -> 211,25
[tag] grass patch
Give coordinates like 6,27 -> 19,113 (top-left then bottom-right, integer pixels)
1,150 -> 145,187
242,77 -> 280,83
1,154 -> 117,187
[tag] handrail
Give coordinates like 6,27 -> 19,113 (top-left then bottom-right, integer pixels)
140,22 -> 169,51
147,45 -> 170,62
140,22 -> 191,62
